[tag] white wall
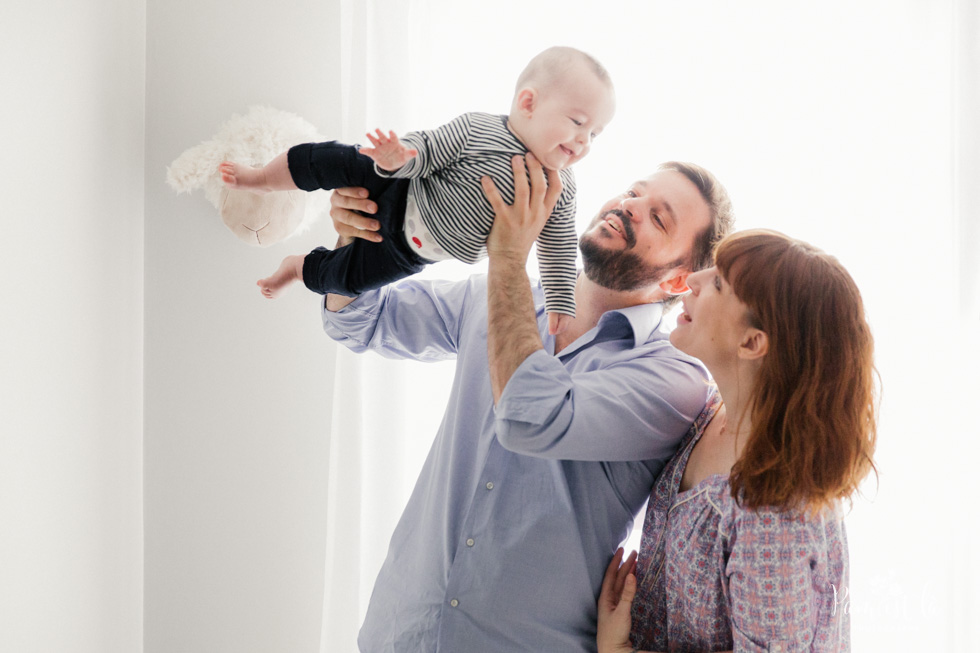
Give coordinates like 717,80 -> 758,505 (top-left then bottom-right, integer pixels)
143,1 -> 343,652
0,1 -> 146,652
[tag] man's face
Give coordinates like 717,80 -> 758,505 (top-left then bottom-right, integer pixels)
579,170 -> 712,293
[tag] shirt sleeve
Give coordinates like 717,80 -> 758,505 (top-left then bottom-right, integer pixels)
373,113 -> 472,179
535,174 -> 578,317
493,346 -> 711,461
724,507 -> 848,652
321,277 -> 472,362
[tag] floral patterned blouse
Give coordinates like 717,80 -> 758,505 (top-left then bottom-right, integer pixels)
630,392 -> 850,652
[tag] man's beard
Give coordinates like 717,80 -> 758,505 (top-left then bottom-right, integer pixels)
579,210 -> 678,292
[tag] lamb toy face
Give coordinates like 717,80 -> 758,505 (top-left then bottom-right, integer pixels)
166,105 -> 329,246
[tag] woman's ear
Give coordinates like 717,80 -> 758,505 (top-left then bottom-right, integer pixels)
515,87 -> 537,117
738,328 -> 769,361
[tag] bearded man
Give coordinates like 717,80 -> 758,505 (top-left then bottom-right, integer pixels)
321,154 -> 734,653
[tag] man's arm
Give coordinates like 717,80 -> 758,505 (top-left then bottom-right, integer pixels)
486,256 -> 543,404
494,347 -> 709,461
322,274 -> 471,362
481,154 -> 563,404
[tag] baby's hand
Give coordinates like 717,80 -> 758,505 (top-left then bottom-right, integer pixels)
360,129 -> 418,172
548,312 -> 572,336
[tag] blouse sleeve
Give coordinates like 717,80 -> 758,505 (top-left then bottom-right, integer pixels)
723,506 -> 850,652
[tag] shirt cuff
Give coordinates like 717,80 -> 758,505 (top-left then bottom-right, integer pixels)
321,286 -> 386,338
494,349 -> 572,425
373,162 -> 397,178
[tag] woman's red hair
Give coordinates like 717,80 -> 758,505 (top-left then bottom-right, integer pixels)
716,230 -> 879,514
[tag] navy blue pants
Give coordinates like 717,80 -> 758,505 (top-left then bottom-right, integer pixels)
288,141 -> 428,297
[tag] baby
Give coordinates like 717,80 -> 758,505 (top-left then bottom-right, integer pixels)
221,46 -> 615,333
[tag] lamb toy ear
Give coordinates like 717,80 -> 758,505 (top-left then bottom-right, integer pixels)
166,105 -> 330,247
166,138 -> 226,194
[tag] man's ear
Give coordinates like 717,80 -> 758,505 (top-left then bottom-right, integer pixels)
738,329 -> 769,361
658,271 -> 691,296
516,87 -> 537,117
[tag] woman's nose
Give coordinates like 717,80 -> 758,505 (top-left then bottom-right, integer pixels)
687,271 -> 704,294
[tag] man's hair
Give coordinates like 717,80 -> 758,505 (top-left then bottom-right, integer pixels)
657,161 -> 735,308
515,46 -> 612,93
716,230 -> 879,515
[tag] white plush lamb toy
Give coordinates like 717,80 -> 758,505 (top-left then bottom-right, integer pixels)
166,105 -> 330,246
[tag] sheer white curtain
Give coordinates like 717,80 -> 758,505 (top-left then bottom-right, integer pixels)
319,3 -> 464,650
320,2 -> 979,651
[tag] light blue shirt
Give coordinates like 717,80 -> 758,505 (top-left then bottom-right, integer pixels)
322,274 -> 710,653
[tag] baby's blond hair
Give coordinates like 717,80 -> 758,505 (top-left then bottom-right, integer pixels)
515,46 -> 612,94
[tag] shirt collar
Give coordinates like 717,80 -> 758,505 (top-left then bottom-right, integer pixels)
534,280 -> 668,356
596,301 -> 665,346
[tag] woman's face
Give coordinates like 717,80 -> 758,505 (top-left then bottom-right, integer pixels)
670,266 -> 757,370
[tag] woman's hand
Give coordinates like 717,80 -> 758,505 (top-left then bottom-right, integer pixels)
482,153 -> 562,265
597,547 -> 640,653
329,187 -> 383,244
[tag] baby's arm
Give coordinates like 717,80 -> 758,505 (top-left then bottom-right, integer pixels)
359,129 -> 419,172
537,186 -> 578,334
368,113 -> 473,179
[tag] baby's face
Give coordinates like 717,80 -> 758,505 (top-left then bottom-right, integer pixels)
519,71 -> 615,171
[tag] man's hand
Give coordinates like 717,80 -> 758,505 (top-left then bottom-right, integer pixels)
597,548 -> 640,653
329,187 -> 383,243
360,129 -> 419,173
482,153 -> 563,265
323,186 -> 382,313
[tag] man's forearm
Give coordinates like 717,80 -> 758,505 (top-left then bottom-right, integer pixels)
487,256 -> 545,404
325,235 -> 358,312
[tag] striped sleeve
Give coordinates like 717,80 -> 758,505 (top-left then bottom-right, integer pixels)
535,169 -> 578,317
374,114 -> 472,179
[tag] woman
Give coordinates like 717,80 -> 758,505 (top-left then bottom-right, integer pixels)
598,230 -> 878,653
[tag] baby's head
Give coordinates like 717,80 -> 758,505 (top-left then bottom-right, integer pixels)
508,47 -> 616,171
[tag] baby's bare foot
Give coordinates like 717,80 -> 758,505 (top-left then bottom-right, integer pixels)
220,161 -> 270,195
257,255 -> 304,299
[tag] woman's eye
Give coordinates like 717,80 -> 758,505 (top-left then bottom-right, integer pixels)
714,276 -> 722,291
570,118 -> 583,126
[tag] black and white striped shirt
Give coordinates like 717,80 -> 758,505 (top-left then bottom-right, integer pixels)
377,112 -> 577,317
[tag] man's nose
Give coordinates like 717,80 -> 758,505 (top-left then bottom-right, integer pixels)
619,198 -> 638,221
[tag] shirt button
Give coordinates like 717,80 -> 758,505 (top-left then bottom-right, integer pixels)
466,538 -> 475,547
485,482 -> 494,490
450,599 -> 459,607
